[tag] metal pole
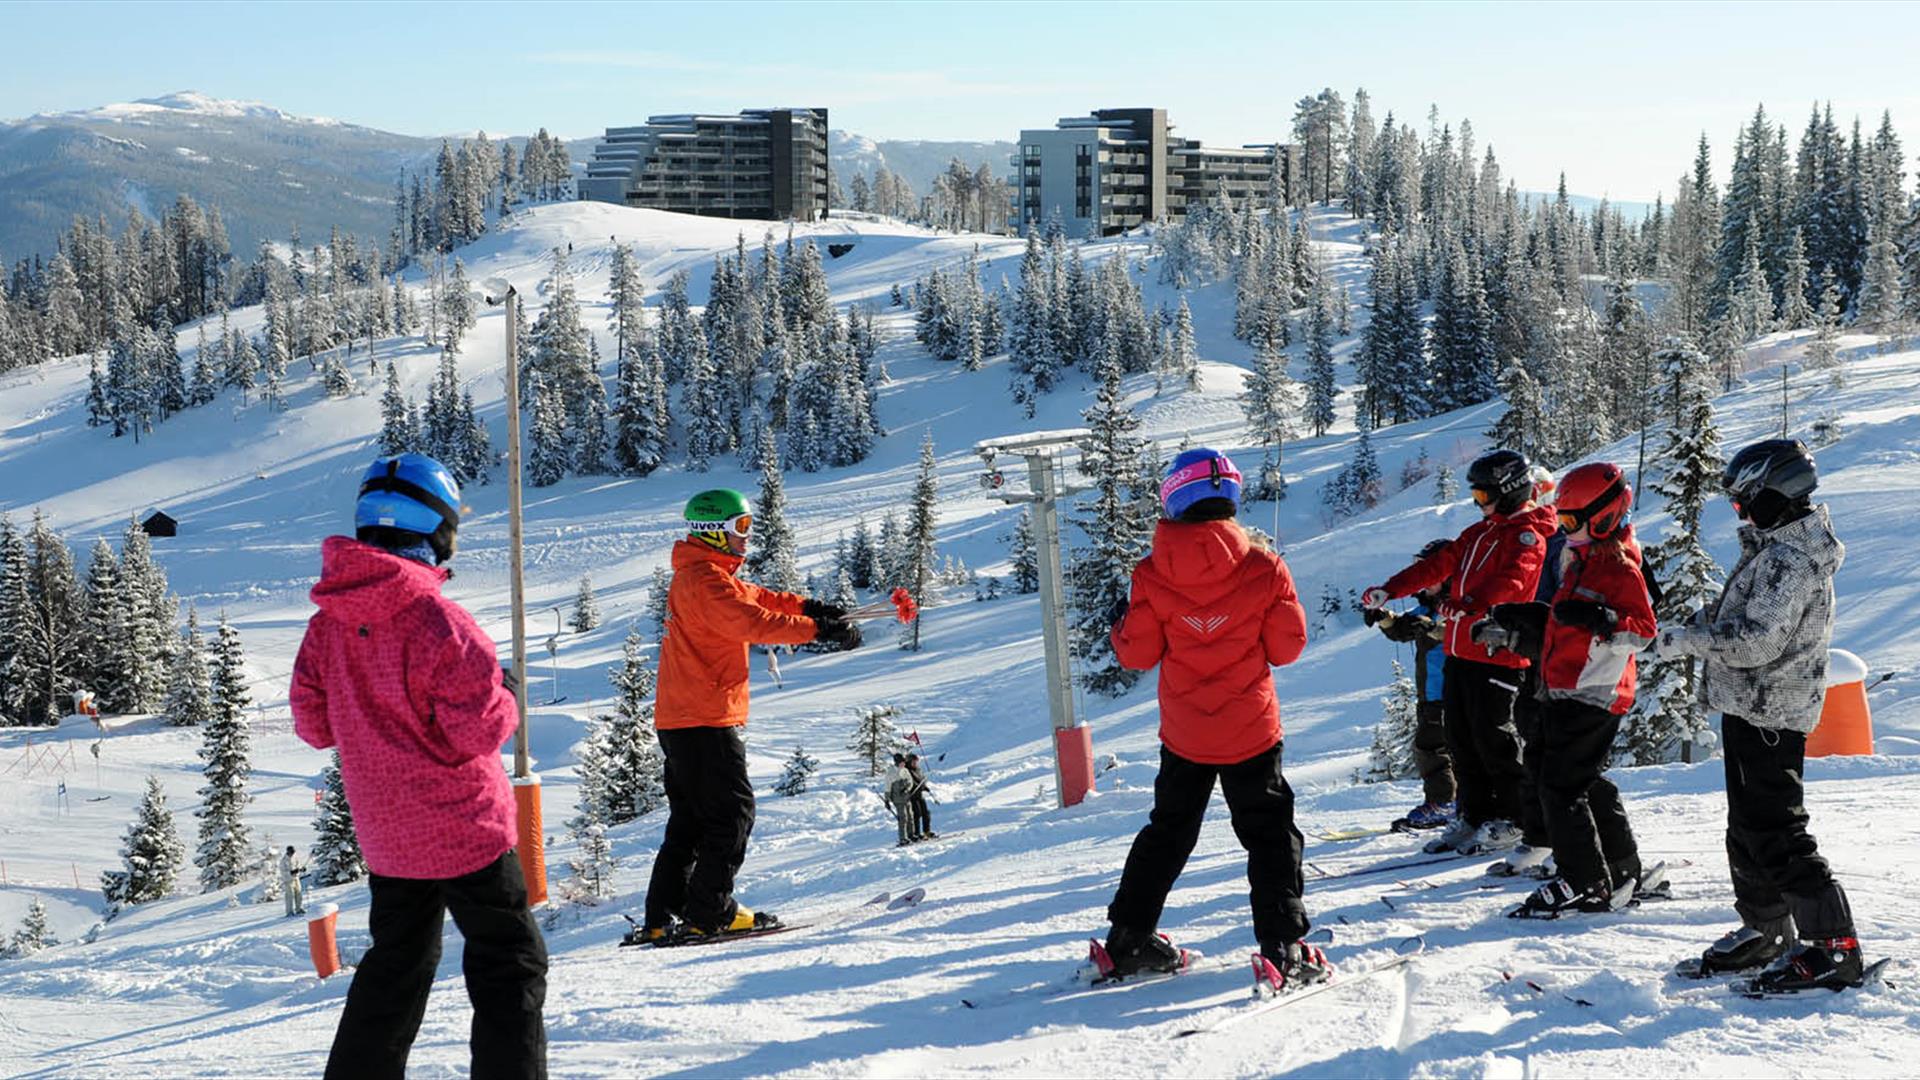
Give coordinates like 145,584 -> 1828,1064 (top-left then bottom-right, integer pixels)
1027,450 -> 1076,809
504,289 -> 530,778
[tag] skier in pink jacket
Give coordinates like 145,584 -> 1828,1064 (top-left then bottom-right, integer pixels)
292,453 -> 547,1080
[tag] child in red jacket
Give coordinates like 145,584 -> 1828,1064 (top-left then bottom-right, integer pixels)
291,453 -> 547,1080
1489,462 -> 1658,918
1098,449 -> 1322,986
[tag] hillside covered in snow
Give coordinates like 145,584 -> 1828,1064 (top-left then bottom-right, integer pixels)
1,198 -> 1918,1076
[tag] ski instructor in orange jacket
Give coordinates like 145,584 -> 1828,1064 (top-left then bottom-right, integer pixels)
640,489 -> 862,943
1097,448 -> 1324,987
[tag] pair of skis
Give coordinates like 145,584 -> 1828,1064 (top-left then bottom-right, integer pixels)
620,886 -> 926,949
1671,953 -> 1895,999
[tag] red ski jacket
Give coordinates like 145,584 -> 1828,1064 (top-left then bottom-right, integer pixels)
1381,505 -> 1557,669
1540,528 -> 1658,715
292,538 -> 519,880
1112,519 -> 1308,765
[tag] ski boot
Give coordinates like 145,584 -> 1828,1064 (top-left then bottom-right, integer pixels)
1422,817 -> 1477,854
1462,819 -> 1523,855
1507,876 -> 1629,919
1486,845 -> 1553,878
687,903 -> 780,938
1253,939 -> 1334,996
1393,800 -> 1455,832
1095,925 -> 1186,982
1673,916 -> 1793,979
1748,937 -> 1866,994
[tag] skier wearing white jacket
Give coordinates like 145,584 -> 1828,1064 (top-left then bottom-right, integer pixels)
1650,439 -> 1862,993
281,846 -> 308,917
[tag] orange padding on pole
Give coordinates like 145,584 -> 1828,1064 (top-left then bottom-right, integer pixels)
307,903 -> 341,978
513,775 -> 548,908
1808,648 -> 1874,758
1055,726 -> 1096,808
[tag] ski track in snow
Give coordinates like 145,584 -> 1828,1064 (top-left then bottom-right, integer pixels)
2,201 -> 1918,1076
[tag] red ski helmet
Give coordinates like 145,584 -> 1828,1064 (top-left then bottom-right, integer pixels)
1556,462 -> 1632,538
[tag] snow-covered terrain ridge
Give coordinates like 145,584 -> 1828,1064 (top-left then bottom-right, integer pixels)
21,91 -> 344,128
1,200 -> 1917,1076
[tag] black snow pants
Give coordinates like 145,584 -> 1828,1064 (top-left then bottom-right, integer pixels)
910,790 -> 932,836
1107,741 -> 1308,948
646,725 -> 756,930
1722,714 -> 1856,939
1513,668 -> 1551,847
1412,700 -> 1457,806
1538,699 -> 1639,892
325,851 -> 548,1080
1441,656 -> 1530,828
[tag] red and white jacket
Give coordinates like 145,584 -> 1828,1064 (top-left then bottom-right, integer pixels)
1381,504 -> 1557,669
1539,528 -> 1658,715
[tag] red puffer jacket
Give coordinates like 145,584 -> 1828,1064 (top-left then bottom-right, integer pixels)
1111,519 -> 1308,765
1540,528 -> 1658,715
1382,504 -> 1557,669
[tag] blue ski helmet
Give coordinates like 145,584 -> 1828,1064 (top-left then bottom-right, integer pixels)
1160,448 -> 1242,521
355,453 -> 463,537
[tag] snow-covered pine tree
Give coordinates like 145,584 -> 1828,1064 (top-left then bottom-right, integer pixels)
847,704 -> 905,776
10,896 -> 53,956
321,355 -> 354,398
195,614 -> 252,891
78,539 -> 125,710
570,576 -> 601,633
10,512 -> 84,725
441,258 -> 476,353
103,776 -> 186,907
744,426 -> 800,593
773,746 -> 820,797
254,833 -> 281,904
377,362 -> 413,455
1805,279 -> 1842,371
1364,660 -> 1419,782
309,750 -> 365,886
847,518 -> 880,592
1433,464 -> 1457,504
565,818 -> 615,903
525,372 -> 569,487
162,603 -> 212,727
1303,276 -> 1338,437
647,567 -> 671,639
1624,336 -> 1723,764
573,337 -> 611,475
1068,339 -> 1151,695
458,389 -> 492,484
597,626 -> 665,824
1488,361 -> 1548,464
1240,338 -> 1298,503
116,519 -> 174,715
1008,509 -> 1039,595
1780,227 -> 1814,330
1169,296 -> 1200,391
900,433 -> 940,652
612,331 -> 667,477
680,329 -> 729,471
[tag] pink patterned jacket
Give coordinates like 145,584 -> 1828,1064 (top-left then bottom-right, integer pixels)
292,537 -> 519,879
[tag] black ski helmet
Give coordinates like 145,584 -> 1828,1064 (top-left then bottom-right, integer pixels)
1723,439 -> 1817,528
1466,449 -> 1533,513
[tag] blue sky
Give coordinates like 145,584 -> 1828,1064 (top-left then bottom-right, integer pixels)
6,0 -> 1920,201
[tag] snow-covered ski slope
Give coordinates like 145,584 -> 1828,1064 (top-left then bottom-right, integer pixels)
2,201 -> 1918,1076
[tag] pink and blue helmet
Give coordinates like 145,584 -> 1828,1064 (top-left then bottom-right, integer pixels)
1160,448 -> 1242,521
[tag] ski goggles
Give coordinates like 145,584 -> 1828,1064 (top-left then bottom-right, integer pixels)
688,513 -> 753,538
1471,488 -> 1496,506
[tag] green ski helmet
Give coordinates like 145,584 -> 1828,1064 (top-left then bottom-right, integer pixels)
685,488 -> 752,550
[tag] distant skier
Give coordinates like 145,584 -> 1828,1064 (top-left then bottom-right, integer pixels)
905,752 -> 935,840
1484,462 -> 1657,917
1362,449 -> 1555,856
280,845 -> 308,917
641,489 -> 863,942
1651,440 -> 1865,991
290,452 -> 548,1080
1367,539 -> 1456,831
884,753 -> 917,846
1099,449 -> 1326,986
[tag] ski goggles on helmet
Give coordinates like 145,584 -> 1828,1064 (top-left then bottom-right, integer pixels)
688,513 -> 753,538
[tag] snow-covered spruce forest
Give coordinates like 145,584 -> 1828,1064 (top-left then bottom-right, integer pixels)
0,88 -> 1919,1075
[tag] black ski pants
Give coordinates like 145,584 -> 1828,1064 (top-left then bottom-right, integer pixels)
1107,741 -> 1308,948
910,790 -> 932,836
1441,656 -> 1529,828
1722,714 -> 1855,938
1538,700 -> 1639,892
325,851 -> 548,1080
1513,668 -> 1551,847
1413,700 -> 1456,806
646,725 -> 756,930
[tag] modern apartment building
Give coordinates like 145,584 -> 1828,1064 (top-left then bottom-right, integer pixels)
579,108 -> 831,222
1011,108 -> 1297,238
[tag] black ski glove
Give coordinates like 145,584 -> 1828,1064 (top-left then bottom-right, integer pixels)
802,598 -> 850,623
1554,599 -> 1619,636
1105,596 -> 1130,630
814,617 -> 863,651
500,664 -> 520,694
1489,601 -> 1549,660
